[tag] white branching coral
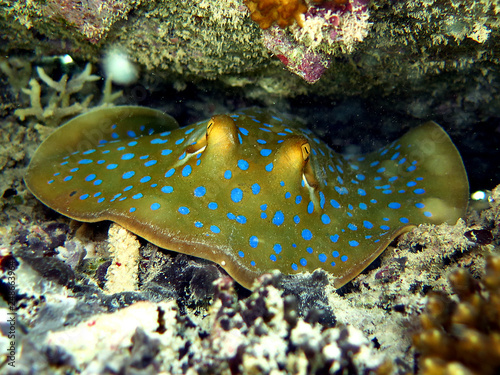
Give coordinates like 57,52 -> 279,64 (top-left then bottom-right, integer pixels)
15,63 -> 122,127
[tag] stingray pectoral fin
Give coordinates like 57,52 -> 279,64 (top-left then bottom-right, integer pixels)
398,121 -> 469,223
25,106 -> 179,218
331,225 -> 415,288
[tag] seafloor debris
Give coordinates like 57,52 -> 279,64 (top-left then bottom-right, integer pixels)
413,255 -> 500,375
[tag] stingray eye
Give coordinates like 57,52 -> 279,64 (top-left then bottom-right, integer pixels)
301,142 -> 311,161
206,119 -> 215,136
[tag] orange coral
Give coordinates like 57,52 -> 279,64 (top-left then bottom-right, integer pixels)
245,0 -> 309,29
413,255 -> 500,375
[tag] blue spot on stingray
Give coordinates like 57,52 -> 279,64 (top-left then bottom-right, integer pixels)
321,214 -> 331,224
391,152 -> 400,160
139,155 -> 149,160
332,251 -> 339,257
319,192 -> 325,209
400,217 -> 409,223
227,212 -> 236,220
239,127 -> 249,135
208,202 -> 218,210
380,225 -> 390,231
257,139 -> 266,144
252,183 -> 261,195
294,215 -> 300,224
79,159 -> 93,164
145,160 -> 157,167
79,194 -> 89,200
83,149 -> 96,155
70,168 -> 79,172
140,176 -> 151,183
178,152 -> 186,160
175,138 -> 185,145
388,176 -> 398,182
415,203 -> 425,208
302,229 -> 312,241
231,188 -> 243,203
319,254 -> 327,262
377,167 -> 385,173
195,221 -> 203,228
407,165 -> 416,172
348,223 -> 357,231
129,207 -> 136,213
123,186 -> 133,192
194,186 -> 206,197
285,192 -> 291,199
122,171 -> 135,179
424,211 -> 432,217
407,181 -> 417,187
210,225 -> 220,234
370,161 -> 379,167
128,141 -> 137,146
349,240 -> 359,247
265,162 -> 273,172
161,149 -> 172,156
300,258 -> 307,266
307,201 -> 314,214
358,188 -> 366,196
274,244 -> 282,254
122,154 -> 134,160
330,234 -> 339,243
236,215 -> 247,224
330,199 -> 340,209
178,206 -> 190,215
295,196 -> 302,204
94,179 -> 102,185
182,165 -> 192,177
261,204 -> 267,211
249,236 -> 258,248
341,255 -> 349,262
97,198 -> 105,203
272,211 -> 285,226
414,188 -> 425,194
238,251 -> 245,258
260,149 -> 272,157
291,263 -> 298,271
224,170 -> 232,179
161,186 -> 173,194
356,174 -> 365,180
85,174 -> 96,182
388,202 -> 401,209
238,159 -> 249,170
63,176 -> 73,181
151,203 -> 160,210
270,255 -> 277,262
165,168 -> 175,177
363,220 -> 373,229
132,193 -> 143,199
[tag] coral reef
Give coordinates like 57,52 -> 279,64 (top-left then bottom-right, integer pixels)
413,255 -> 500,375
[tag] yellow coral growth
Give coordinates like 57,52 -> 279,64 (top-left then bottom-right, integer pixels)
245,0 -> 308,29
413,255 -> 500,375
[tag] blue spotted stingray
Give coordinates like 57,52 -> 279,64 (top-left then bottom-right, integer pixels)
25,106 -> 469,289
